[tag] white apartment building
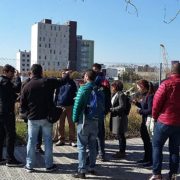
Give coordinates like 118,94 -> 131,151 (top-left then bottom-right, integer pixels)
31,19 -> 77,71
76,35 -> 94,71
16,50 -> 31,74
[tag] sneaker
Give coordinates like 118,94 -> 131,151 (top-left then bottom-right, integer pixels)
6,159 -> 23,167
72,172 -> 86,179
88,169 -> 96,175
24,165 -> 35,173
0,159 -> 6,165
112,152 -> 126,159
169,174 -> 177,180
55,140 -> 65,146
36,148 -> 45,155
46,164 -> 58,172
149,175 -> 162,180
97,155 -> 105,162
70,142 -> 77,147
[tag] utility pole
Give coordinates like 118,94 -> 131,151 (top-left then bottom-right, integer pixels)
159,63 -> 162,85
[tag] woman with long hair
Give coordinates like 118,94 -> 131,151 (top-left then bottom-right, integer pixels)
133,79 -> 155,167
110,80 -> 127,158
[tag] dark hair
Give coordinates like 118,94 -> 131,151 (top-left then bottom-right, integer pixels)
85,69 -> 96,81
3,64 -> 15,73
137,79 -> 155,95
92,63 -> 101,70
111,80 -> 123,91
172,63 -> 180,74
31,64 -> 42,76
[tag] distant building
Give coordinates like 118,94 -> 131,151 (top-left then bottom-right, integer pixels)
31,19 -> 77,71
76,35 -> 94,71
16,50 -> 31,74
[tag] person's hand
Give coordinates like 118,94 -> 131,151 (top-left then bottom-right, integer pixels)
137,108 -> 141,113
132,99 -> 137,104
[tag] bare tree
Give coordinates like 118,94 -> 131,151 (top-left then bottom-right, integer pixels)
80,0 -> 180,23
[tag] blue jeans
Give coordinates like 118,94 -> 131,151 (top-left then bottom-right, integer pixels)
26,119 -> 53,169
77,120 -> 98,173
97,119 -> 105,157
152,121 -> 180,175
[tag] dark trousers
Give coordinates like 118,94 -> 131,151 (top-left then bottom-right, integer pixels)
0,114 -> 16,161
97,119 -> 105,157
118,133 -> 126,153
140,122 -> 152,162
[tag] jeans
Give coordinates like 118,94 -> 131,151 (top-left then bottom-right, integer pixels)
140,122 -> 152,162
77,120 -> 98,173
26,119 -> 53,169
152,121 -> 180,176
26,125 -> 42,149
0,113 -> 16,161
118,133 -> 126,153
97,119 -> 105,157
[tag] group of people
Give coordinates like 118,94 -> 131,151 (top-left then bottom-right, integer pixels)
0,62 -> 179,180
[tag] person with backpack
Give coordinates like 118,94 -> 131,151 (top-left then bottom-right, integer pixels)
109,80 -> 129,159
92,63 -> 111,161
72,69 -> 100,179
0,64 -> 23,167
54,69 -> 77,147
133,79 -> 155,167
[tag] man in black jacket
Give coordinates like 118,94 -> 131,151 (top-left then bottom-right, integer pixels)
20,64 -> 70,172
0,64 -> 22,167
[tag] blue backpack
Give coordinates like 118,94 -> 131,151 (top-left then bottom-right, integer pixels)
85,87 -> 105,120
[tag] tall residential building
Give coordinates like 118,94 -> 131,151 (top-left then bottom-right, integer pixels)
76,35 -> 94,72
31,19 -> 77,71
16,50 -> 31,74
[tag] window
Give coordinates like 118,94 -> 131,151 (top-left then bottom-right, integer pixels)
54,26 -> 56,31
45,56 -> 46,60
45,44 -> 47,48
22,54 -> 25,57
50,49 -> 52,54
22,68 -> 25,71
54,50 -> 56,54
27,54 -> 30,57
39,37 -> 41,41
39,44 -> 41,47
22,59 -> 25,62
22,64 -> 25,66
27,59 -> 29,62
49,43 -> 51,48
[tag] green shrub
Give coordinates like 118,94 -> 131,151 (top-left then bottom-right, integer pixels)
16,121 -> 27,145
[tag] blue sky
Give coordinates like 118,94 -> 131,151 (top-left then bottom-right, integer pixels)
0,0 -> 180,65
